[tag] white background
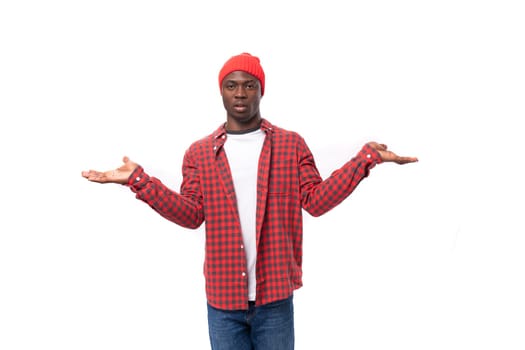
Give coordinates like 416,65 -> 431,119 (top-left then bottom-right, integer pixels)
1,1 -> 524,349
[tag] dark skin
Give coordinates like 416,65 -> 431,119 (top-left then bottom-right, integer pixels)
221,71 -> 263,132
81,70 -> 418,184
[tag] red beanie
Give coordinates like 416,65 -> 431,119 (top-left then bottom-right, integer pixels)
218,53 -> 265,96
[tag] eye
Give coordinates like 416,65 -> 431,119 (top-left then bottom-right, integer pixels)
246,82 -> 257,90
226,82 -> 236,90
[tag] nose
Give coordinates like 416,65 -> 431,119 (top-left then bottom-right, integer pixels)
234,85 -> 247,98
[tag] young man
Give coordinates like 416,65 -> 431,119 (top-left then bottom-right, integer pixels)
82,53 -> 418,350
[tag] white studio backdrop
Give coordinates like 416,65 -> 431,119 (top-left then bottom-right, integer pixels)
1,1 -> 524,349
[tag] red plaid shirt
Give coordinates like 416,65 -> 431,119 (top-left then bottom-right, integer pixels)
128,119 -> 382,310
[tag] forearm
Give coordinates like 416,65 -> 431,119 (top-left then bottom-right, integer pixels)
302,144 -> 382,217
127,167 -> 204,229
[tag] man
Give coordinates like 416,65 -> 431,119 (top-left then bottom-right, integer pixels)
82,52 -> 418,349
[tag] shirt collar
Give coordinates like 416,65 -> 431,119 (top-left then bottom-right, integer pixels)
213,118 -> 274,140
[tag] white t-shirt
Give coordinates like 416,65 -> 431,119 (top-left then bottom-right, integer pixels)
223,128 -> 265,301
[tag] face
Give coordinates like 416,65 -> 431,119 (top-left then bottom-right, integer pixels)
221,71 -> 262,131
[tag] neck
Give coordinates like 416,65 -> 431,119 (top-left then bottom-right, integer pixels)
225,116 -> 262,133
226,123 -> 262,134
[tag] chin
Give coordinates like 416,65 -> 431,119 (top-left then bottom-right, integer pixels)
232,113 -> 257,123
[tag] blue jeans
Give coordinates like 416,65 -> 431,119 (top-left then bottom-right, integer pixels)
207,295 -> 294,350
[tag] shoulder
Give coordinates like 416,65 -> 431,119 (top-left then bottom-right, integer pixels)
262,119 -> 304,142
186,123 -> 225,152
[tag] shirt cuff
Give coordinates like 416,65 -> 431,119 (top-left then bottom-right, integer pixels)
127,166 -> 149,191
360,143 -> 383,166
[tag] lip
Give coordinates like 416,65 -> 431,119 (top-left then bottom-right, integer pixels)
233,104 -> 247,112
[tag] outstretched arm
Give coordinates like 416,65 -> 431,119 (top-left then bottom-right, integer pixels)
81,156 -> 139,185
81,154 -> 204,229
300,141 -> 417,217
367,142 -> 418,164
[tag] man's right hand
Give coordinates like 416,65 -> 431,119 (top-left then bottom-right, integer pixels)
81,156 -> 139,185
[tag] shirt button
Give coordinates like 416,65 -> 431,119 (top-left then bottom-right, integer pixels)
366,154 -> 371,159
135,177 -> 141,182
242,272 -> 246,277
213,146 -> 217,151
222,135 -> 226,139
240,244 -> 244,249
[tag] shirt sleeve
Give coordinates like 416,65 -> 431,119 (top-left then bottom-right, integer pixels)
126,153 -> 205,229
300,142 -> 381,217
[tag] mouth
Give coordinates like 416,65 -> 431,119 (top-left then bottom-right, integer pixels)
233,104 -> 247,113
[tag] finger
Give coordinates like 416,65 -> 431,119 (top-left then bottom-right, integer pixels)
92,171 -> 107,181
397,156 -> 418,164
81,170 -> 98,179
85,170 -> 110,182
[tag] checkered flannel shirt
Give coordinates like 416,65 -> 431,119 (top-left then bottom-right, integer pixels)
128,119 -> 381,310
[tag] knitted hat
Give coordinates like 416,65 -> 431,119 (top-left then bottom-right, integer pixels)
218,53 -> 265,96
